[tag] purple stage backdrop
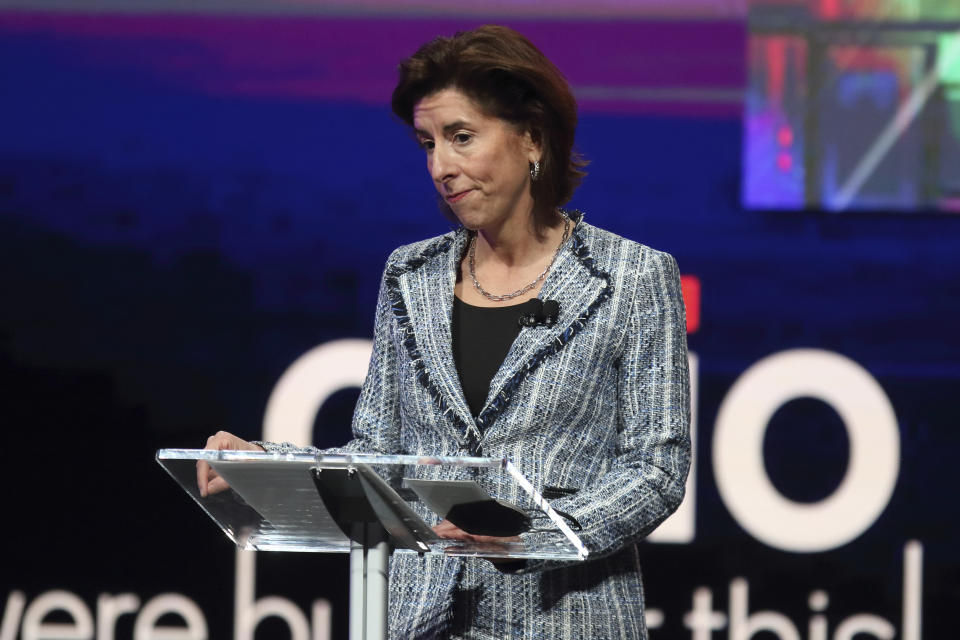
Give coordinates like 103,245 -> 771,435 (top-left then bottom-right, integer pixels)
1,3 -> 957,639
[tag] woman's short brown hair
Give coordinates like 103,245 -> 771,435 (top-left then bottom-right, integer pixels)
391,25 -> 587,234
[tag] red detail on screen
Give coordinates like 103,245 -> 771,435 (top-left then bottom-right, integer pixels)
681,275 -> 701,335
820,0 -> 840,20
777,125 -> 793,147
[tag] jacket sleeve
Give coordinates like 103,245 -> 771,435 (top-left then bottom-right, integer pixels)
255,254 -> 402,455
515,250 -> 691,572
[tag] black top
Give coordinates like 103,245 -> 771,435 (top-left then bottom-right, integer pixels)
451,296 -> 527,416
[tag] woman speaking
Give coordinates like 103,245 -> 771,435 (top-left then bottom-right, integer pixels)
198,25 -> 690,639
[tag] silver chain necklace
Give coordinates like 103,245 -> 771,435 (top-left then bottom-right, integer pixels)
468,213 -> 571,302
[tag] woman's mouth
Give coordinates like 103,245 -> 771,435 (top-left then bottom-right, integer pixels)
445,190 -> 472,204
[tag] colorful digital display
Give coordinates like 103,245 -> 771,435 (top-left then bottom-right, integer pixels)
744,0 -> 960,210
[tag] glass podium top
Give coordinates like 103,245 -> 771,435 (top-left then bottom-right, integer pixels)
157,449 -> 588,561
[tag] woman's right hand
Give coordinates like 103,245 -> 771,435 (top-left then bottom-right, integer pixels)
196,430 -> 265,497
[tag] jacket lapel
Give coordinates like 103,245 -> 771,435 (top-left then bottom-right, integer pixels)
479,223 -> 608,437
395,231 -> 477,436
390,220 -> 611,454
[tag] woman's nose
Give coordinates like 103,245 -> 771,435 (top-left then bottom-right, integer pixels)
430,146 -> 456,184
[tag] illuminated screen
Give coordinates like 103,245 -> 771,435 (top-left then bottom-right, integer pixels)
744,0 -> 960,211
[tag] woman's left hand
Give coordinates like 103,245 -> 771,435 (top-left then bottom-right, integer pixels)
432,519 -> 521,564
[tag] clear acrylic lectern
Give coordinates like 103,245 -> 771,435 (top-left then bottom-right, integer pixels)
157,449 -> 588,640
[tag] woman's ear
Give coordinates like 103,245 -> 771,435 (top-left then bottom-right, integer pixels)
525,128 -> 543,164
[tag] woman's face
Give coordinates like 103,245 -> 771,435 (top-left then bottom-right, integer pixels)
413,88 -> 539,232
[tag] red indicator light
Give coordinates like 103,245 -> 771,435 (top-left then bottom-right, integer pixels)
777,152 -> 793,172
777,125 -> 793,147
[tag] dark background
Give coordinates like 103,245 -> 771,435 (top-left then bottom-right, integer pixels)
1,4 -> 957,639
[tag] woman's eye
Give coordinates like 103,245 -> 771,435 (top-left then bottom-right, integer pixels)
453,133 -> 472,145
418,139 -> 435,152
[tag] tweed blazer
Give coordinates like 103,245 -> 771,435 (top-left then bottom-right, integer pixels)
263,216 -> 690,639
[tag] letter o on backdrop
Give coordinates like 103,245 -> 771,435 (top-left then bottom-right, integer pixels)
713,349 -> 900,552
263,339 -> 373,447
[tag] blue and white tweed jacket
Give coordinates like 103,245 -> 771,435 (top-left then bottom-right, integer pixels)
267,216 -> 690,639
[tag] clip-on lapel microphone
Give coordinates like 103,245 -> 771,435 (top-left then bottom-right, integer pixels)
518,298 -> 560,328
